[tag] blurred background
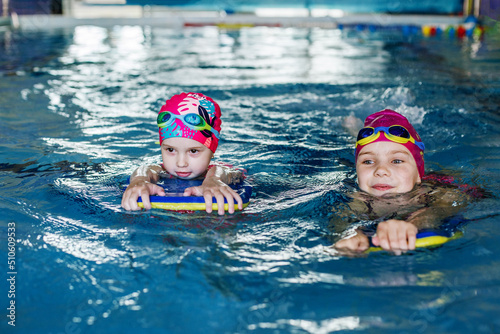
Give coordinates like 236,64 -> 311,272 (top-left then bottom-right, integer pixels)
0,0 -> 498,20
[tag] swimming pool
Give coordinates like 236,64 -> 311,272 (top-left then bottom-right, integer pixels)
1,22 -> 499,333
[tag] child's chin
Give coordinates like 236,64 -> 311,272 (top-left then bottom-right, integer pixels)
364,188 -> 397,197
176,175 -> 193,180
176,174 -> 201,180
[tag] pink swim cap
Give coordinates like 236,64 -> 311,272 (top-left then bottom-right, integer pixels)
158,92 -> 222,153
355,109 -> 425,178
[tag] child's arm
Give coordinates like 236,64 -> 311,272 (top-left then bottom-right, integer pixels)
371,220 -> 417,255
121,165 -> 166,211
183,165 -> 244,215
405,189 -> 470,230
333,220 -> 417,255
334,229 -> 370,253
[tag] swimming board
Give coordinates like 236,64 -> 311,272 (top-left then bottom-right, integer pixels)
365,215 -> 465,253
365,230 -> 463,253
125,178 -> 252,211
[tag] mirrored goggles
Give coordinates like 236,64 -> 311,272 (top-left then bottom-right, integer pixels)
157,111 -> 220,139
356,125 -> 425,151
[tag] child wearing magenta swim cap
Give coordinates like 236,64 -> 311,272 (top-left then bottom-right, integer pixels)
122,92 -> 244,215
333,109 -> 475,255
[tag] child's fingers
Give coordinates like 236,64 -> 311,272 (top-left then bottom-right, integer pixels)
151,184 -> 166,196
183,187 -> 193,196
382,227 -> 406,252
214,186 -> 236,215
214,191 -> 227,215
221,186 -> 244,213
124,196 -> 140,211
183,186 -> 201,197
354,235 -> 369,252
407,226 -> 417,250
395,228 -> 408,251
121,192 -> 130,210
219,190 -> 234,215
377,230 -> 391,250
359,236 -> 369,251
393,223 -> 417,251
184,184 -> 243,215
206,186 -> 243,215
376,220 -> 418,253
203,192 -> 214,214
183,186 -> 218,214
219,187 -> 240,214
139,189 -> 152,210
201,187 -> 225,215
334,232 -> 369,253
122,189 -> 140,211
232,189 -> 243,210
122,183 -> 164,211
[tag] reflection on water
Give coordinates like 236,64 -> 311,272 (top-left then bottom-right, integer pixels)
1,25 -> 499,333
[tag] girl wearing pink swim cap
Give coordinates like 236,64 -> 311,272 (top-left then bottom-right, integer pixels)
355,109 -> 425,197
333,109 -> 474,255
122,92 -> 244,215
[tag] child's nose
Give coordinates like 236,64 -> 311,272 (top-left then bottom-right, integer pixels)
176,154 -> 188,167
374,164 -> 390,176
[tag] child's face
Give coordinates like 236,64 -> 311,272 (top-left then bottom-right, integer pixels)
161,137 -> 213,180
356,141 -> 421,196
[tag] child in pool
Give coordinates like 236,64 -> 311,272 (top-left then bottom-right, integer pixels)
332,109 -> 473,254
122,92 -> 244,215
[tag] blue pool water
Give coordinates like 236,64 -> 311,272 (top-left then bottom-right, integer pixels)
1,23 -> 500,333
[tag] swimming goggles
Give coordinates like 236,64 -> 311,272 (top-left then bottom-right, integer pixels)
157,111 -> 220,139
356,125 -> 425,151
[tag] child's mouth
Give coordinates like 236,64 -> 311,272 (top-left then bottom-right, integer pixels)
176,172 -> 192,178
372,184 -> 394,191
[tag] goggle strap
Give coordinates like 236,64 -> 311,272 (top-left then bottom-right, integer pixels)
211,128 -> 220,139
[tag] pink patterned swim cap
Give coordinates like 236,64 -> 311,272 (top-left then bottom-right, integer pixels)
355,109 -> 425,178
158,92 -> 222,153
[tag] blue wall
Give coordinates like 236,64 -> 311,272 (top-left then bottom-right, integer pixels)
5,0 -> 499,17
0,0 -> 61,15
125,0 -> 464,15
480,0 -> 500,19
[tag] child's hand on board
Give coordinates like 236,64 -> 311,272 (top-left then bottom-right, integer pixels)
122,180 -> 166,211
334,230 -> 370,253
372,220 -> 417,255
184,177 -> 243,215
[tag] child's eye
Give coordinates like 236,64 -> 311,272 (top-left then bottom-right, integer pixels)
362,159 -> 373,165
189,149 -> 199,154
392,159 -> 403,164
165,147 -> 175,153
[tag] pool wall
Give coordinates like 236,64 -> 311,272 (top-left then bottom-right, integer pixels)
1,0 -> 499,18
1,13 -> 499,334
